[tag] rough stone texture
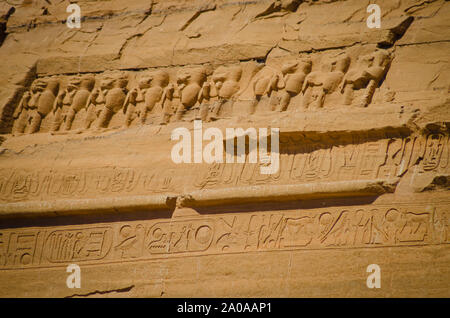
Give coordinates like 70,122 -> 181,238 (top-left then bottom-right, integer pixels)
0,0 -> 448,297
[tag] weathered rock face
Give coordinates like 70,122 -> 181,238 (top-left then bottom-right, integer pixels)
0,0 -> 448,297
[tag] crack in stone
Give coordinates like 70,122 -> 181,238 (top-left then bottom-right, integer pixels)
396,39 -> 450,47
65,284 -> 135,298
179,3 -> 217,31
78,23 -> 104,72
404,0 -> 439,14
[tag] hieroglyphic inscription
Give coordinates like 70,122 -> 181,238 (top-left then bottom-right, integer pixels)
1,134 -> 448,201
0,202 -> 448,269
0,167 -> 175,202
0,231 -> 41,267
44,227 -> 113,263
147,220 -> 215,254
195,134 -> 450,190
421,133 -> 448,172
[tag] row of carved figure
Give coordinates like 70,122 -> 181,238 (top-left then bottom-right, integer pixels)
12,49 -> 392,134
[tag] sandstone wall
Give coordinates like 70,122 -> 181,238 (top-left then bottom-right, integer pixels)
0,0 -> 448,297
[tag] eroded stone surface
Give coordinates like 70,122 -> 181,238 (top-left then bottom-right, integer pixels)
0,0 -> 448,297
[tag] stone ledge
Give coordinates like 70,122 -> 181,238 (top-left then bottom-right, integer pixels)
0,179 -> 398,219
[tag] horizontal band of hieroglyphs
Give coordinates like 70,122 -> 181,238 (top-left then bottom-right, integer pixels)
1,134 -> 448,201
0,203 -> 448,269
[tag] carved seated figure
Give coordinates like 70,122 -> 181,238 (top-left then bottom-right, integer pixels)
160,83 -> 176,125
50,88 -> 66,132
302,54 -> 350,109
83,78 -> 113,130
196,81 -> 213,121
124,70 -> 170,127
142,70 -> 170,123
26,78 -> 60,133
51,77 -> 80,132
253,69 -> 281,101
175,68 -> 206,121
209,65 -> 242,120
123,76 -> 151,127
249,66 -> 284,113
61,75 -> 96,131
123,78 -> 145,127
62,78 -> 80,108
96,75 -> 129,129
340,49 -> 391,107
20,80 -> 46,134
12,91 -> 31,135
278,58 -> 312,111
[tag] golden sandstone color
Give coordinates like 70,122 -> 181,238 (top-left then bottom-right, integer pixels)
0,0 -> 448,297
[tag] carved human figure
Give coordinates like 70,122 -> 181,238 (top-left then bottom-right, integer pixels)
61,76 -> 96,131
123,76 -> 151,127
50,77 -> 79,132
96,76 -> 129,129
175,68 -> 206,121
26,78 -> 60,133
50,89 -> 66,132
339,49 -> 391,107
209,65 -> 242,120
12,91 -> 31,135
123,71 -> 170,127
160,83 -> 176,125
19,80 -> 44,134
83,78 -> 113,130
61,78 -> 79,108
250,66 -> 284,113
253,69 -> 281,101
278,59 -> 312,111
196,82 -> 212,121
302,54 -> 350,109
143,70 -> 170,122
